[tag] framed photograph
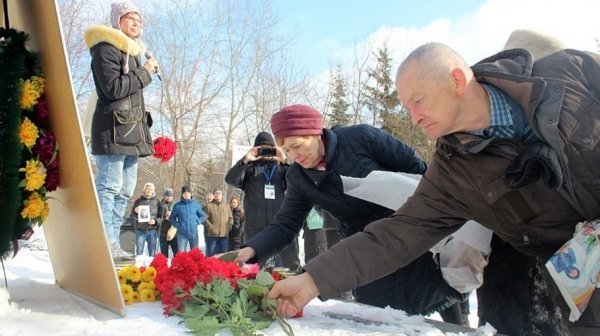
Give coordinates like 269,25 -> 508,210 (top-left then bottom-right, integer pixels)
138,205 -> 150,222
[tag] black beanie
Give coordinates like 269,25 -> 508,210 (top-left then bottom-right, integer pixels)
253,131 -> 275,147
181,185 -> 191,194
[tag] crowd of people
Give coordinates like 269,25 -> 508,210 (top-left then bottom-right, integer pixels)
87,1 -> 600,335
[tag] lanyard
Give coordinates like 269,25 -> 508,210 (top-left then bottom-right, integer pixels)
262,165 -> 276,184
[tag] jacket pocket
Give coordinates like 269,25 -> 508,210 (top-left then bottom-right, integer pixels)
112,106 -> 144,146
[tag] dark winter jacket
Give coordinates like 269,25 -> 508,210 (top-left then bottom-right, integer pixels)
170,198 -> 206,237
159,199 -> 176,241
245,124 -> 427,260
84,25 -> 154,157
304,48 -> 600,303
244,125 -> 460,315
228,207 -> 245,251
225,159 -> 288,238
130,195 -> 163,231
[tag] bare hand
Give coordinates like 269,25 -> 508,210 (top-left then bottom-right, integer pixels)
267,272 -> 320,317
148,218 -> 155,225
273,146 -> 287,163
234,246 -> 256,264
243,147 -> 260,164
144,56 -> 159,74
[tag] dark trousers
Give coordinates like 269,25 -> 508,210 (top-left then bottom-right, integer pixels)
245,230 -> 301,272
354,251 -> 463,316
303,228 -> 327,263
159,234 -> 178,257
477,235 -> 568,335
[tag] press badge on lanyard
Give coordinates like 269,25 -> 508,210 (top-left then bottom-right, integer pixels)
263,165 -> 276,199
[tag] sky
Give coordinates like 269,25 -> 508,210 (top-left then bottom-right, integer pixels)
0,229 -> 497,336
269,0 -> 600,73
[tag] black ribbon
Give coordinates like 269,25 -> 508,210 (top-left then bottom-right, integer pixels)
2,0 -> 8,29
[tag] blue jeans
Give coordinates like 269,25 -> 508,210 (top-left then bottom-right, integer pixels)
177,233 -> 199,252
95,154 -> 138,244
206,237 -> 229,257
135,229 -> 158,256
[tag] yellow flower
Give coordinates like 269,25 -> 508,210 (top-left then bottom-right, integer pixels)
40,200 -> 50,222
20,192 -> 46,219
132,291 -> 140,303
124,297 -> 134,305
19,117 -> 39,148
139,288 -> 155,302
20,76 -> 45,110
20,159 -> 46,191
120,283 -> 133,301
141,266 -> 157,282
127,265 -> 141,282
117,268 -> 129,283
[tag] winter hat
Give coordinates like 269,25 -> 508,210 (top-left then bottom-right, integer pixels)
253,131 -> 275,147
110,1 -> 141,29
503,29 -> 564,59
270,104 -> 323,140
181,185 -> 192,194
163,188 -> 174,197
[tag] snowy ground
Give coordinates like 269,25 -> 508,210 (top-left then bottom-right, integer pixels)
0,227 -> 496,335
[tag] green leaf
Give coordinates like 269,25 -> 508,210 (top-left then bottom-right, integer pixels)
236,278 -> 250,289
218,250 -> 239,261
230,297 -> 244,319
255,270 -> 275,287
180,303 -> 211,319
246,284 -> 268,297
182,316 -> 227,336
212,278 -> 236,303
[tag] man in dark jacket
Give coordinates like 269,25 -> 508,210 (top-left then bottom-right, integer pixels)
158,188 -> 177,257
129,182 -> 163,256
83,1 -> 158,262
234,105 -> 467,322
267,43 -> 600,336
225,131 -> 301,271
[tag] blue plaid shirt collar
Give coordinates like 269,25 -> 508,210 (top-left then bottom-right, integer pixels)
471,84 -> 514,138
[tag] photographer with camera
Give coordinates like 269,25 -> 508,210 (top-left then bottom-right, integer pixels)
225,132 -> 301,272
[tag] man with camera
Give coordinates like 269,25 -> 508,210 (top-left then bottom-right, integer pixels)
224,132 -> 301,271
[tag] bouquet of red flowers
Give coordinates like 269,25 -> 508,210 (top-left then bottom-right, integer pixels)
149,249 -> 295,335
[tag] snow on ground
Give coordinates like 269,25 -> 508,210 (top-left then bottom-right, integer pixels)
0,227 -> 495,335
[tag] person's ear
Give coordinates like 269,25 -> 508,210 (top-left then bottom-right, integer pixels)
450,68 -> 468,95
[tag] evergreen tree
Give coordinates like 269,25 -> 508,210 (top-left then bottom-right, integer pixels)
364,45 -> 435,162
328,65 -> 350,127
363,44 -> 399,128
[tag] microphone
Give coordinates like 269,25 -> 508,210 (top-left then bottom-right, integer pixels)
144,49 -> 162,81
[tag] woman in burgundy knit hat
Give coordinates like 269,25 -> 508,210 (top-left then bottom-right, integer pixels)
233,104 -> 469,325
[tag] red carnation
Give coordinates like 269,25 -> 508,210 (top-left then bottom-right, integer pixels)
34,94 -> 50,125
34,130 -> 57,164
45,158 -> 60,192
153,136 -> 177,162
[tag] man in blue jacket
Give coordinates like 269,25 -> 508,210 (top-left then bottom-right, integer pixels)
170,185 -> 206,252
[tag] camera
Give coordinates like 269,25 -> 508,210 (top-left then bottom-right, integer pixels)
257,147 -> 276,157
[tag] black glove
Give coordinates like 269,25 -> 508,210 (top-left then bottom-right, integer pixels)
505,142 -> 563,189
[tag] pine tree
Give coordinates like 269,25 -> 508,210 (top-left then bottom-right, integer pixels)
328,65 -> 351,127
363,45 -> 435,162
363,44 -> 399,128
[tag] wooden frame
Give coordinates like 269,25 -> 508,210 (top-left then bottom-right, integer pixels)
2,0 -> 125,316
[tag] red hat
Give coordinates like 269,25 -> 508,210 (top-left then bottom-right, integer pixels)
270,104 -> 323,140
